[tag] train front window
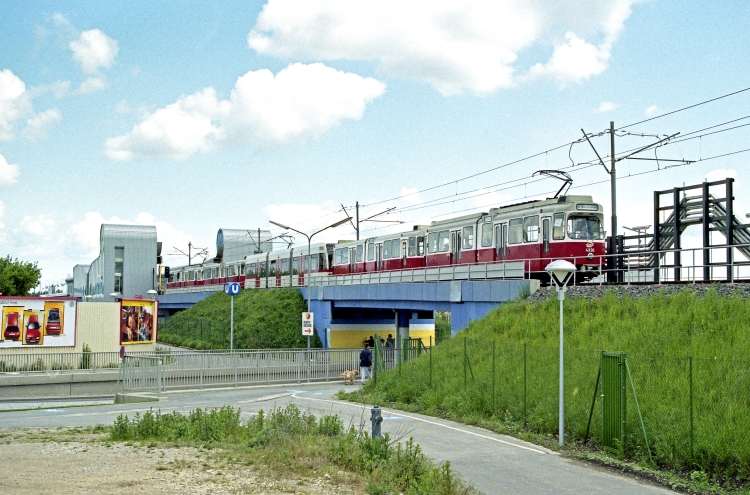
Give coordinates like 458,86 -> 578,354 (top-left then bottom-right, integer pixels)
567,216 -> 603,239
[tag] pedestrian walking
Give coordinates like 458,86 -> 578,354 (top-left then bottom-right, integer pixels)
359,343 -> 373,382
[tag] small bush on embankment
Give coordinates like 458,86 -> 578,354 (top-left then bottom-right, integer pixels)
158,289 -> 320,349
346,287 -> 750,492
110,405 -> 477,495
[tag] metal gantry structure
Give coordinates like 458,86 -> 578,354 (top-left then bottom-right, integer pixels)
607,177 -> 750,283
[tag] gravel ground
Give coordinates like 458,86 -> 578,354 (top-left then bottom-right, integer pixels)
0,429 -> 363,495
525,282 -> 750,303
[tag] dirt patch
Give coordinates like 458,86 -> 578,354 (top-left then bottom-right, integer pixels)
0,429 -> 363,495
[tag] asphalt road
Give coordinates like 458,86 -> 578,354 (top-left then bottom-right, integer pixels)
0,382 -> 675,495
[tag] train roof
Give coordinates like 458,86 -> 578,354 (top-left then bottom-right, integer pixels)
488,195 -> 596,216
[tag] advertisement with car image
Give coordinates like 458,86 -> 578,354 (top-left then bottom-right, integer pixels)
120,299 -> 157,344
0,297 -> 77,347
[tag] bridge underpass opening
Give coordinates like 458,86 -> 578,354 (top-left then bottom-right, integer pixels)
324,307 -> 435,349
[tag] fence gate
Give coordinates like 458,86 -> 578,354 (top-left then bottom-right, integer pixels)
601,352 -> 626,454
402,338 -> 425,362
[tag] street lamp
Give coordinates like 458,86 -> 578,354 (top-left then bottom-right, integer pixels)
269,217 -> 351,379
545,259 -> 577,447
147,289 -> 158,299
109,292 -> 121,302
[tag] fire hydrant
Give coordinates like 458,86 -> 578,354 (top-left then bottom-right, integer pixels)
371,406 -> 383,438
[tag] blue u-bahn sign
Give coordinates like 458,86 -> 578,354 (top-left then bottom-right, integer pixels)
224,282 -> 241,296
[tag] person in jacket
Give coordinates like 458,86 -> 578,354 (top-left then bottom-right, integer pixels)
359,343 -> 373,382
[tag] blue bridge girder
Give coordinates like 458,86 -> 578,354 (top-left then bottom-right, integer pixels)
302,279 -> 539,347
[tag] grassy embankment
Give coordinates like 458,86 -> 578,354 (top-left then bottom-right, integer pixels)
109,405 -> 478,494
346,288 -> 750,493
158,289 -> 321,349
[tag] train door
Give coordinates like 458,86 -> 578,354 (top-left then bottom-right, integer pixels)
349,247 -> 356,273
375,243 -> 383,271
401,239 -> 408,267
542,218 -> 551,254
495,223 -> 507,259
451,230 -> 461,263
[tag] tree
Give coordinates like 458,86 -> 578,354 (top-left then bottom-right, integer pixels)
0,256 -> 42,296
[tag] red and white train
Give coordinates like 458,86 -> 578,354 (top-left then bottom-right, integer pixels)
164,194 -> 605,293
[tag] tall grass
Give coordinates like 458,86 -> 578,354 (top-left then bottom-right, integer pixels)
110,405 -> 476,494
158,289 -> 320,349
349,288 -> 750,486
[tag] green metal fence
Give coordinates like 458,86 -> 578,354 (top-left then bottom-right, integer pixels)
373,337 -> 750,476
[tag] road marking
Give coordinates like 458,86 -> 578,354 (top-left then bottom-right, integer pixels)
290,393 -> 549,455
239,393 -> 292,403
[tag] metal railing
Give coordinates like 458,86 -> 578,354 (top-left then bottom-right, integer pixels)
116,348 -> 365,393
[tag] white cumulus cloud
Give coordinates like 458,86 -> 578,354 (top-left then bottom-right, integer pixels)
105,63 -> 385,161
645,105 -> 661,116
0,153 -> 20,186
595,101 -> 618,113
69,29 -> 119,73
22,108 -> 62,140
0,69 -> 32,140
76,76 -> 107,94
248,0 -> 640,95
529,32 -> 608,83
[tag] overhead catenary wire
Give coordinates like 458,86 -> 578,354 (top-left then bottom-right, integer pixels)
354,147 -> 750,238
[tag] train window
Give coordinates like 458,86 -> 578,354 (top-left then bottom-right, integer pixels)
317,253 -> 326,270
383,240 -> 391,259
568,216 -> 603,239
281,258 -> 289,274
366,239 -> 375,261
508,218 -> 523,244
335,249 -> 342,265
341,248 -> 349,264
553,213 -> 565,240
462,226 -> 474,249
356,244 -> 364,263
427,232 -> 439,254
481,223 -> 493,247
417,236 -> 425,256
260,262 -> 266,277
439,230 -> 450,252
270,261 -> 277,276
408,237 -> 416,257
523,216 -> 539,242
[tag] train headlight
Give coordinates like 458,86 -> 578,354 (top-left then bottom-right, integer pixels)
587,253 -> 594,260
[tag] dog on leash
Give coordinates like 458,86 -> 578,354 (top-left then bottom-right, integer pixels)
340,369 -> 359,385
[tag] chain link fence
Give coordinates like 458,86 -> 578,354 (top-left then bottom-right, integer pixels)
375,338 -> 750,477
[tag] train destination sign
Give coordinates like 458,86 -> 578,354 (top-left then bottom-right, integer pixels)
302,312 -> 314,336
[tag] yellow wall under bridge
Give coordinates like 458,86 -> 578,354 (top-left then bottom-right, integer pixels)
328,326 -> 435,349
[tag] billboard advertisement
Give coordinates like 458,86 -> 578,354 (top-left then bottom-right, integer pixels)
0,297 -> 77,348
120,298 -> 157,344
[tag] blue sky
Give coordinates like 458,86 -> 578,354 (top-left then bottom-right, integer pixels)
1,0 -> 749,283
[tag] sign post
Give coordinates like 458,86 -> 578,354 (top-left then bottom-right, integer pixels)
302,312 -> 314,382
225,282 -> 241,351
